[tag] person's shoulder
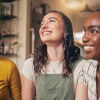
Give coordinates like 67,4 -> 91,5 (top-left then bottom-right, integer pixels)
78,57 -> 98,66
86,59 -> 98,64
0,56 -> 15,66
73,56 -> 86,67
81,59 -> 98,73
82,59 -> 98,81
0,56 -> 18,74
74,57 -> 97,70
22,57 -> 34,69
24,57 -> 33,65
0,56 -> 13,62
84,59 -> 98,68
22,57 -> 34,81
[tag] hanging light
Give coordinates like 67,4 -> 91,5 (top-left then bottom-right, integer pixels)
65,0 -> 82,9
79,4 -> 93,17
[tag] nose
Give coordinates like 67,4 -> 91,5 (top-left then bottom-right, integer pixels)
41,22 -> 48,29
39,21 -> 49,34
82,33 -> 90,44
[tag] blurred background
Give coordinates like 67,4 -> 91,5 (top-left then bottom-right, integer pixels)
0,0 -> 100,72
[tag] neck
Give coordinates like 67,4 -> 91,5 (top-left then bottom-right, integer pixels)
47,46 -> 64,62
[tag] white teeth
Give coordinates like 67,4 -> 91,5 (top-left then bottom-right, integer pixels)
43,32 -> 51,36
84,46 -> 94,50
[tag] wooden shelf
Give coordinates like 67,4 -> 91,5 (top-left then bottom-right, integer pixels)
1,34 -> 17,38
0,0 -> 16,2
0,0 -> 18,58
0,15 -> 17,20
0,53 -> 17,57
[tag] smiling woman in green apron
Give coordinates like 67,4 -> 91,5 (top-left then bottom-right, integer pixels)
21,10 -> 89,100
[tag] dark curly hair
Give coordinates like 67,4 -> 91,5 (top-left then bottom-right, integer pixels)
33,10 -> 80,77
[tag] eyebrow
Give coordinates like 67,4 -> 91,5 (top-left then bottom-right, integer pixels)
41,17 -> 58,23
89,25 -> 100,29
49,17 -> 58,20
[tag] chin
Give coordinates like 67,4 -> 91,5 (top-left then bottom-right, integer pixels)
42,40 -> 52,45
86,55 -> 98,61
86,55 -> 93,59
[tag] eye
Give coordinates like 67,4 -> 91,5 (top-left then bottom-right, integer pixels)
49,19 -> 56,22
40,22 -> 44,26
90,29 -> 98,34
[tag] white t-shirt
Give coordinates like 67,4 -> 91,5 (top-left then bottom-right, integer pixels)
21,58 -> 98,100
22,57 -> 87,84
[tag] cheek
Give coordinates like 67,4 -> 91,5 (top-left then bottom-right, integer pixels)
91,36 -> 100,59
55,25 -> 64,34
54,23 -> 64,30
95,42 -> 100,56
92,36 -> 100,47
54,29 -> 64,39
92,49 -> 100,60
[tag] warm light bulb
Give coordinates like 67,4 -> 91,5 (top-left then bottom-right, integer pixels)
65,0 -> 82,9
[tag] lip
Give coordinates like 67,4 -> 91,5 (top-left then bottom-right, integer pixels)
84,45 -> 94,53
42,30 -> 52,36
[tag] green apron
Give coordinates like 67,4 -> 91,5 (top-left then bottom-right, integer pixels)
35,57 -> 83,100
36,74 -> 74,100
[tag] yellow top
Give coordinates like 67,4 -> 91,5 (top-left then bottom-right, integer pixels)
0,56 -> 21,100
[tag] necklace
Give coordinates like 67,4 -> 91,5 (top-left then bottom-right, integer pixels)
49,62 -> 60,74
49,60 -> 64,74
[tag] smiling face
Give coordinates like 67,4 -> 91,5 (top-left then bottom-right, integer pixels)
82,12 -> 100,60
39,12 -> 65,46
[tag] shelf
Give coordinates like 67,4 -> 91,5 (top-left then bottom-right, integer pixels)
0,0 -> 18,58
0,15 -> 17,20
1,34 -> 17,38
0,53 -> 17,57
0,0 -> 16,3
